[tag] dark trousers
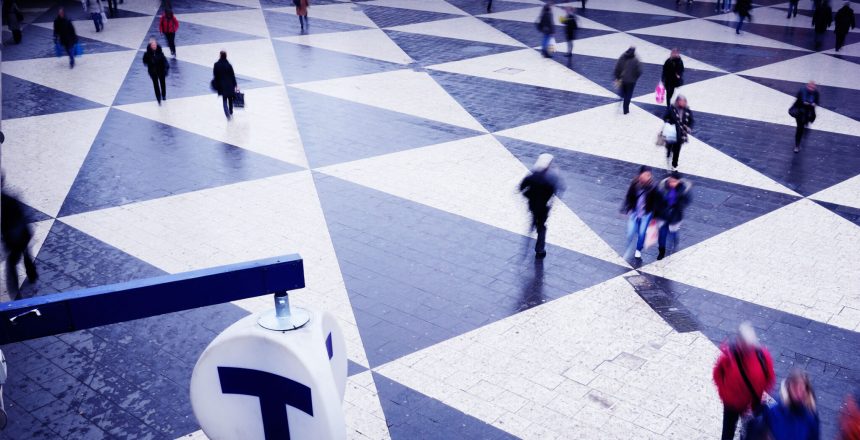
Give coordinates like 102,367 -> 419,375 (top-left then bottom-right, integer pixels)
165,32 -> 176,55
91,12 -> 103,32
223,96 -> 234,117
835,32 -> 847,51
11,29 -> 21,44
787,1 -> 799,17
150,75 -> 166,102
6,246 -> 37,300
795,120 -> 806,147
665,84 -> 676,107
657,221 -> 678,250
530,206 -> 549,255
106,0 -> 117,17
736,13 -> 750,33
620,82 -> 635,114
487,0 -> 492,12
65,44 -> 75,67
814,30 -> 825,48
665,142 -> 682,168
721,406 -> 742,440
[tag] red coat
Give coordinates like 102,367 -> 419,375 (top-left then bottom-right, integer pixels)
713,342 -> 775,411
159,14 -> 179,34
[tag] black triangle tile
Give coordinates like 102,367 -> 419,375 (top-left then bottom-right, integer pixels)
636,102 -> 860,197
359,4 -> 461,28
57,109 -> 302,216
447,0 -> 535,15
272,39 -> 403,84
373,372 -> 519,440
140,17 -> 262,49
742,75 -> 860,122
2,74 -> 104,120
314,172 -> 629,367
263,9 -> 370,38
288,88 -> 482,168
706,18 -> 860,52
113,58 -> 274,106
631,32 -> 811,72
383,30 -> 521,65
1,25 -> 132,61
479,17 -> 615,47
429,70 -> 617,132
578,8 -> 694,31
496,135 -> 800,261
814,200 -> 860,227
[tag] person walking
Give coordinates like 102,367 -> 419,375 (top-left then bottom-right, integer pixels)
213,50 -> 238,120
788,0 -> 801,17
295,0 -> 309,31
621,166 -> 659,259
105,0 -> 117,17
661,48 -> 685,108
3,0 -> 23,44
655,171 -> 691,260
519,154 -> 565,259
159,9 -> 179,58
813,0 -> 833,48
790,81 -> 819,153
537,2 -> 555,58
614,46 -> 642,115
735,0 -> 753,34
1,190 -> 38,301
85,0 -> 105,32
53,8 -> 78,68
143,37 -> 169,105
763,370 -> 820,440
834,2 -> 856,51
663,95 -> 694,170
840,392 -> 860,440
561,7 -> 578,59
713,322 -> 776,440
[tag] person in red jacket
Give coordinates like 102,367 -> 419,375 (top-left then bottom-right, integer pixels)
713,322 -> 776,440
159,9 -> 179,58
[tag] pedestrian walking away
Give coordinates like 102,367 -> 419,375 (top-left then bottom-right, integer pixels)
519,154 -> 565,259
159,9 -> 180,57
580,0 -> 587,9
713,322 -> 776,440
813,0 -> 833,48
663,95 -> 694,169
763,370 -> 820,440
84,0 -> 105,32
105,0 -> 118,17
537,2 -> 555,58
662,48 -> 685,108
735,0 -> 753,34
614,46 -> 642,114
787,0 -> 800,17
213,50 -> 238,119
621,166 -> 659,259
295,0 -> 309,31
1,188 -> 39,301
143,37 -> 169,105
655,171 -> 691,260
561,7 -> 578,59
486,0 -> 492,13
53,9 -> 78,68
834,1 -> 856,51
789,81 -> 818,153
3,0 -> 23,44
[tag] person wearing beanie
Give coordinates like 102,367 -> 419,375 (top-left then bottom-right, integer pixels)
519,153 -> 565,259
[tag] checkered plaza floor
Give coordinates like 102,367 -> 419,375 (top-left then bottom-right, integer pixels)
1,0 -> 859,438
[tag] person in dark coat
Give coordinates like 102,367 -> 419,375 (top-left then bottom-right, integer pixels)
3,0 -> 23,44
519,153 -> 565,259
834,2 -> 856,51
735,0 -> 753,34
561,7 -> 578,58
787,0 -> 800,17
614,46 -> 642,115
655,172 -> 691,260
213,50 -> 238,119
813,0 -> 833,48
621,166 -> 659,259
763,370 -> 820,440
53,8 -> 78,68
1,189 -> 38,300
142,37 -> 169,105
661,49 -> 684,108
662,95 -> 694,170
790,81 -> 819,153
537,3 -> 554,58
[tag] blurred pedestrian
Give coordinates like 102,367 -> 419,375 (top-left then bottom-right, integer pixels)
159,9 -> 179,57
53,8 -> 78,68
713,322 -> 776,440
655,171 -> 691,260
614,46 -> 642,115
294,0 -> 309,31
537,2 -> 555,58
1,189 -> 38,301
834,2 -> 856,51
143,37 -> 169,105
105,0 -> 117,17
487,0 -> 492,13
813,0 -> 833,48
840,392 -> 860,440
561,7 -> 578,59
581,0 -> 586,9
663,95 -> 694,170
84,0 -> 105,32
213,50 -> 238,120
735,0 -> 752,34
763,370 -> 820,440
621,166 -> 659,259
788,0 -> 800,17
661,48 -> 685,108
519,153 -> 565,259
789,81 -> 818,153
3,0 -> 23,44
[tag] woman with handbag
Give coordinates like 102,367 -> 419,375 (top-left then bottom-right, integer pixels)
790,81 -> 819,153
662,95 -> 694,171
213,50 -> 238,120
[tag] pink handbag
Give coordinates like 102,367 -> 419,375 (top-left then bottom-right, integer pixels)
655,82 -> 666,104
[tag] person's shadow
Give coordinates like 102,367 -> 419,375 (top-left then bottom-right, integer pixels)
516,259 -> 546,313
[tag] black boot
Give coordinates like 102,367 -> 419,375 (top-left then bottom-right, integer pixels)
657,247 -> 666,260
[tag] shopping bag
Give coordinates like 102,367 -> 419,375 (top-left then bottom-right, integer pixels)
644,219 -> 659,249
547,36 -> 556,54
74,42 -> 83,56
655,82 -> 666,104
234,91 -> 245,108
661,122 -> 677,143
54,42 -> 64,57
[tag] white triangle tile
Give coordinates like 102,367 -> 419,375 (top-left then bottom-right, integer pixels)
0,219 -> 55,301
208,0 -> 262,8
269,3 -> 377,28
557,0 -> 692,17
809,175 -> 860,210
318,134 -> 629,267
387,16 -> 526,46
361,0 -> 468,16
117,0 -> 161,15
171,38 -> 283,84
291,69 -> 487,132
275,28 -> 413,64
643,199 -> 860,331
496,103 -> 798,196
1,108 -> 109,217
115,86 -> 308,168
60,171 -> 371,366
344,372 -> 392,440
633,74 -> 860,137
629,18 -> 811,51
33,16 -> 157,50
428,48 -> 618,97
3,50 -> 138,106
824,42 -> 860,56
572,32 -> 725,71
739,53 -> 860,90
179,9 -> 270,38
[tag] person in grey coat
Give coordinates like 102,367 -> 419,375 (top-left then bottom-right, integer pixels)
614,46 -> 642,115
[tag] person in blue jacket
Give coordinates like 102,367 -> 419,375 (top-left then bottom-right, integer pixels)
763,369 -> 820,440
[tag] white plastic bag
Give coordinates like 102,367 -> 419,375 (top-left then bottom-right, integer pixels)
661,122 -> 677,143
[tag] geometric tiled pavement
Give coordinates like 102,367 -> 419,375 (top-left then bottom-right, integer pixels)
2,0 -> 859,438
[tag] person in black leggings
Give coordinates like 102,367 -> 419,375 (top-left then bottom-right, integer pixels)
790,81 -> 819,153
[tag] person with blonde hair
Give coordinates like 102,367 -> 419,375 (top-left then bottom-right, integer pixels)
763,369 -> 820,439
